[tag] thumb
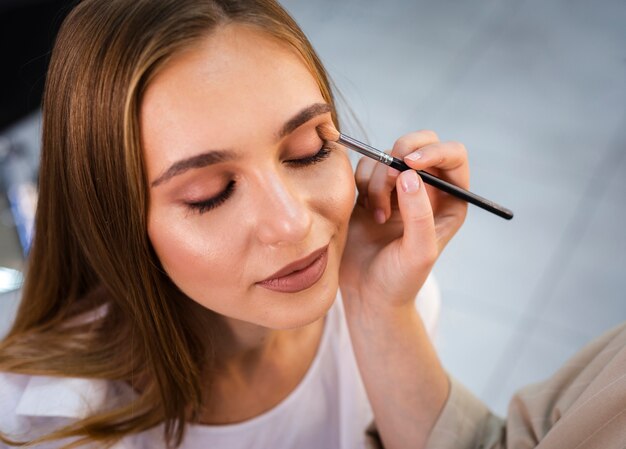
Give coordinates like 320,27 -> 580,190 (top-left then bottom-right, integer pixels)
395,170 -> 438,273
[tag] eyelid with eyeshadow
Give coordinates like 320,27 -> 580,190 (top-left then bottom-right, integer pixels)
184,143 -> 334,215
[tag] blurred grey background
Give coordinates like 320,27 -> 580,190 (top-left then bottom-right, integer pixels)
283,0 -> 626,414
1,0 -> 625,416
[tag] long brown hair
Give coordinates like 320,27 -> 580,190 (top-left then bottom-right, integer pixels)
0,1 -> 337,447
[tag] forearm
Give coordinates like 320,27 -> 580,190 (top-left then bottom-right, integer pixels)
342,290 -> 449,449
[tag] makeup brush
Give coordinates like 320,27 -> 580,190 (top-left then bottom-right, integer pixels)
317,124 -> 514,220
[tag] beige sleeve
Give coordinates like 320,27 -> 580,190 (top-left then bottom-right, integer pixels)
365,322 -> 626,449
423,377 -> 505,449
427,322 -> 626,449
364,378 -> 506,449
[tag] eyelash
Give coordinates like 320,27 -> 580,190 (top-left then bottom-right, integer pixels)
185,145 -> 333,215
285,145 -> 332,167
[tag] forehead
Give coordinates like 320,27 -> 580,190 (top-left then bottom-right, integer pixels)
140,23 -> 324,159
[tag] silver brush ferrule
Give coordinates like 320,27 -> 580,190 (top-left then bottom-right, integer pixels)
338,134 -> 393,166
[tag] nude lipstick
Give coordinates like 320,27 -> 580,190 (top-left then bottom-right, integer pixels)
256,245 -> 328,293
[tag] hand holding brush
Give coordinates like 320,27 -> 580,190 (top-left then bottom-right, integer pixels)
317,124 -> 513,220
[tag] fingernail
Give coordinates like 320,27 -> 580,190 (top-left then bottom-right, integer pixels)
374,208 -> 386,224
401,171 -> 420,193
387,166 -> 399,177
405,151 -> 423,162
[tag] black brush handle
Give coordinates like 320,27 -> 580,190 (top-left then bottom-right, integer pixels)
336,133 -> 514,220
388,157 -> 514,220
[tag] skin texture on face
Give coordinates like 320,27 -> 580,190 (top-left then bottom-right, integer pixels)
142,24 -> 356,334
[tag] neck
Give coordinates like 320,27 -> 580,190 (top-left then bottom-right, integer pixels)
176,296 -> 326,424
211,314 -> 317,376
195,313 -> 326,425
176,285 -> 327,373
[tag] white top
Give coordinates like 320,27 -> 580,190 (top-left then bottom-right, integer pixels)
0,276 -> 440,449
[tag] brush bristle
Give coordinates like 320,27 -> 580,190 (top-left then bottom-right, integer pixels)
316,123 -> 340,142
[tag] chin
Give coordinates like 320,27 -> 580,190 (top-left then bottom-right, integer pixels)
258,279 -> 339,330
253,239 -> 342,330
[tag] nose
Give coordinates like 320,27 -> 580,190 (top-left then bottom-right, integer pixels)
253,172 -> 313,247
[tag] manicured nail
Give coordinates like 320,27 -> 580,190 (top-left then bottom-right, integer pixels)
374,208 -> 386,224
405,151 -> 423,162
401,170 -> 420,193
387,166 -> 399,177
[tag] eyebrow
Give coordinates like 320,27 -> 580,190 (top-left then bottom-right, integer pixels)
150,102 -> 332,187
278,102 -> 332,139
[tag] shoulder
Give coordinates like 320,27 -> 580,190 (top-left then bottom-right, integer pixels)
516,321 -> 626,419
0,372 -> 31,435
0,371 -> 137,444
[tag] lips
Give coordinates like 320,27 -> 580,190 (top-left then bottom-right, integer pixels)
256,245 -> 329,293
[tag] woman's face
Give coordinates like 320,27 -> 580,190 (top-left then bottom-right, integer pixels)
142,24 -> 355,329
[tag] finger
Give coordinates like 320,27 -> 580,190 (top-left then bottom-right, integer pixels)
402,141 -> 470,189
391,130 -> 440,157
395,170 -> 438,275
403,140 -> 470,240
366,130 -> 441,224
434,206 -> 467,252
354,156 -> 377,208
367,151 -> 398,224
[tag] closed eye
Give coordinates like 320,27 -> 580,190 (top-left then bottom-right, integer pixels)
185,179 -> 236,215
286,145 -> 332,167
185,144 -> 333,215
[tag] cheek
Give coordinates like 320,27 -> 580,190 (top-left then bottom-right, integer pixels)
146,208 -> 240,296
148,211 -> 198,272
315,153 -> 356,232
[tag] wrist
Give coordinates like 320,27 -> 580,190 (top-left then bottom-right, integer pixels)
341,286 -> 420,335
341,283 -> 415,315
